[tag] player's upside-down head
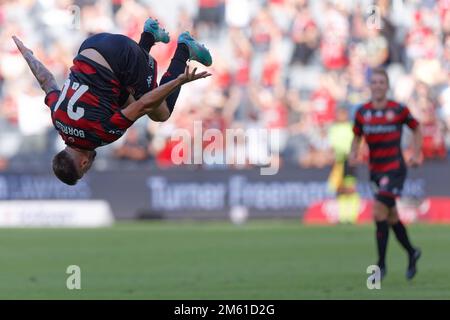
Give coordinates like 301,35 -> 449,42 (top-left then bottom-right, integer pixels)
52,147 -> 97,185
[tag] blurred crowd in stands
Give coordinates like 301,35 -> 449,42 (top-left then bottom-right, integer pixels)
0,0 -> 449,172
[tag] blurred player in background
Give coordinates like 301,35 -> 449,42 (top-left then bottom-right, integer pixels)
349,68 -> 422,280
13,18 -> 212,186
328,107 -> 359,223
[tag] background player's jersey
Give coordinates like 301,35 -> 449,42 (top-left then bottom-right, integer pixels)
353,100 -> 419,173
45,55 -> 134,150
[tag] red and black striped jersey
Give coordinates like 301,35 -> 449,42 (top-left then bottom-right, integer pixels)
353,100 -> 419,173
45,55 -> 135,150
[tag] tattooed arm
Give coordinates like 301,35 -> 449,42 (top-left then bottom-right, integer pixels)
12,36 -> 59,94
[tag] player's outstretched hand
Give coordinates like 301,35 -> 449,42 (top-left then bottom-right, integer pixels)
12,35 -> 33,57
178,65 -> 211,84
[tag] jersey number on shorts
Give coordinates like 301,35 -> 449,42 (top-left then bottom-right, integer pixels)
54,79 -> 89,121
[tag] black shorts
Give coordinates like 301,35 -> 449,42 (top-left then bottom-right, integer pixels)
370,168 -> 407,201
78,33 -> 155,101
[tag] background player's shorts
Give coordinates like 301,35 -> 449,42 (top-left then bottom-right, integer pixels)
370,168 -> 407,207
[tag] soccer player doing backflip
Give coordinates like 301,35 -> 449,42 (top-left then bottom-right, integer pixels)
13,18 -> 212,185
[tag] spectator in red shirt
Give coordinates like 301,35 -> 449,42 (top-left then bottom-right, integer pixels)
309,76 -> 337,125
319,2 -> 349,71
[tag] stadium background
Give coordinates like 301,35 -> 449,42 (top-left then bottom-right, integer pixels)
1,0 -> 449,222
0,0 -> 450,299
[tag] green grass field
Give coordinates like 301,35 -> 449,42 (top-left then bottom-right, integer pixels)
0,221 -> 449,299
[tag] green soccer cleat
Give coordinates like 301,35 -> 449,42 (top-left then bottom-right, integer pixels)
143,18 -> 170,44
178,31 -> 212,67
